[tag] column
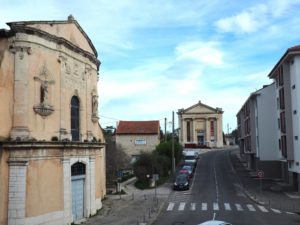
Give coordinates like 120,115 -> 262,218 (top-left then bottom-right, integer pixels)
205,118 -> 209,146
85,160 -> 91,217
61,159 -> 72,225
89,157 -> 96,215
10,46 -> 31,140
8,160 -> 28,225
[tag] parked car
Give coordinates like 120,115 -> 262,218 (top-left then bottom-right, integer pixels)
181,165 -> 193,176
173,174 -> 190,190
179,169 -> 191,179
184,161 -> 196,172
184,151 -> 197,165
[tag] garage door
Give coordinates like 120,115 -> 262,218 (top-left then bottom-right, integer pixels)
72,175 -> 85,221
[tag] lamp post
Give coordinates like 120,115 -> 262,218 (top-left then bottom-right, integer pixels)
172,111 -> 175,175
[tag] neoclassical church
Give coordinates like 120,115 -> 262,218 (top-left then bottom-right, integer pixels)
178,101 -> 224,148
0,16 -> 106,225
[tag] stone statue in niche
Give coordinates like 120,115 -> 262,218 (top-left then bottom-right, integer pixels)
33,63 -> 55,117
40,82 -> 49,105
91,94 -> 99,123
92,95 -> 98,116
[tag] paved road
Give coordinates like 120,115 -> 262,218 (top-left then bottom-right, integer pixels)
153,149 -> 300,225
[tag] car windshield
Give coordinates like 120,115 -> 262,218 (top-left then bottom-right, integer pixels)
182,166 -> 192,170
175,176 -> 187,183
185,156 -> 195,160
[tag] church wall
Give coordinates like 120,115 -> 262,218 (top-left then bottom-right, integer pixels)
0,39 -> 14,139
0,149 -> 9,225
26,159 -> 64,217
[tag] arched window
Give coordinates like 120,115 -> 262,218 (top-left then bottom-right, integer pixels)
71,162 -> 86,176
71,96 -> 80,141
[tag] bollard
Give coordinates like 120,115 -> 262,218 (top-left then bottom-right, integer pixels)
144,194 -> 147,200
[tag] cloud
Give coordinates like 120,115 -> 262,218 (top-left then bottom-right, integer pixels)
215,4 -> 268,34
175,41 -> 224,66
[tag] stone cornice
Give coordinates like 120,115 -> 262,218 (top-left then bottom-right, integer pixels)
9,25 -> 101,70
0,141 -> 106,150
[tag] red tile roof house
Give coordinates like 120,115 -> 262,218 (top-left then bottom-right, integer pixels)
115,120 -> 161,163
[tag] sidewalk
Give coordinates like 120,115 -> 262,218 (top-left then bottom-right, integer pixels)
230,149 -> 300,214
83,178 -> 171,225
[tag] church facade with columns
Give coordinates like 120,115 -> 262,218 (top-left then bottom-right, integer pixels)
0,16 -> 106,225
178,101 -> 224,148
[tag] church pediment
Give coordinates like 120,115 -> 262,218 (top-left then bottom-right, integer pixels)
181,101 -> 223,114
7,15 -> 97,57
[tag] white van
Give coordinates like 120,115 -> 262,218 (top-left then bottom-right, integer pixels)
184,151 -> 197,165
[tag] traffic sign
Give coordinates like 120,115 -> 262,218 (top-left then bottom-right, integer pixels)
257,170 -> 264,178
117,170 -> 124,177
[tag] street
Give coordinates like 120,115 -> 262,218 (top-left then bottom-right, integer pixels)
153,149 -> 300,225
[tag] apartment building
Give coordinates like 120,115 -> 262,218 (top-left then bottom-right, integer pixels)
268,45 -> 300,190
237,84 -> 282,178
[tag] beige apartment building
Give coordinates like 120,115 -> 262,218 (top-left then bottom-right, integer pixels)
178,101 -> 223,148
0,16 -> 106,225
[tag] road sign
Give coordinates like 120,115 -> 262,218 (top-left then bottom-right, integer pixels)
257,170 -> 264,178
117,170 -> 124,177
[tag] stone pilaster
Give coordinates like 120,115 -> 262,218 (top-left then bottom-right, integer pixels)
61,159 -> 72,225
7,160 -> 28,225
58,55 -> 69,140
89,157 -> 96,215
10,46 -> 31,140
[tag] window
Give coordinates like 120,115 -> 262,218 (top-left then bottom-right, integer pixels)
279,88 -> 285,110
135,139 -> 146,145
210,120 -> 214,136
280,111 -> 286,133
281,135 -> 287,158
71,96 -> 80,141
292,84 -> 296,89
295,136 -> 298,140
187,121 -> 191,142
294,110 -> 297,115
71,162 -> 85,176
279,66 -> 284,86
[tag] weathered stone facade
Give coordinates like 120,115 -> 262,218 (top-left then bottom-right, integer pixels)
0,16 -> 106,225
178,101 -> 223,148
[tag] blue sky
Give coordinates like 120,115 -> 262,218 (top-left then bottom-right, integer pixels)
2,0 -> 300,132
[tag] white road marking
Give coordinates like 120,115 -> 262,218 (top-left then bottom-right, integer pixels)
213,202 -> 219,211
257,205 -> 269,212
235,203 -> 243,211
178,202 -> 186,211
190,203 -> 196,211
224,203 -> 231,211
271,208 -> 281,214
247,204 -> 256,212
202,203 -> 207,211
286,211 -> 295,215
167,202 -> 175,211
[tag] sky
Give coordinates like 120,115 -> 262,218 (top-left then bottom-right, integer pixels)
1,0 -> 300,132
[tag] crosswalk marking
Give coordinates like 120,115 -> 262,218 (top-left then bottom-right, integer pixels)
190,203 -> 196,211
202,203 -> 207,211
247,204 -> 256,212
213,202 -> 219,211
178,202 -> 185,211
224,203 -> 231,211
271,208 -> 281,214
235,203 -> 243,211
257,205 -> 268,213
167,202 -> 175,211
166,202 -> 291,215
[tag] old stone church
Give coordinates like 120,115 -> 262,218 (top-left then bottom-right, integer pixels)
0,16 -> 106,225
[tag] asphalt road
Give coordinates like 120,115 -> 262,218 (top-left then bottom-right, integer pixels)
153,149 -> 300,225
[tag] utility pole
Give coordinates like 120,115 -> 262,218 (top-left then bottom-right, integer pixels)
164,117 -> 167,142
172,111 -> 175,175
